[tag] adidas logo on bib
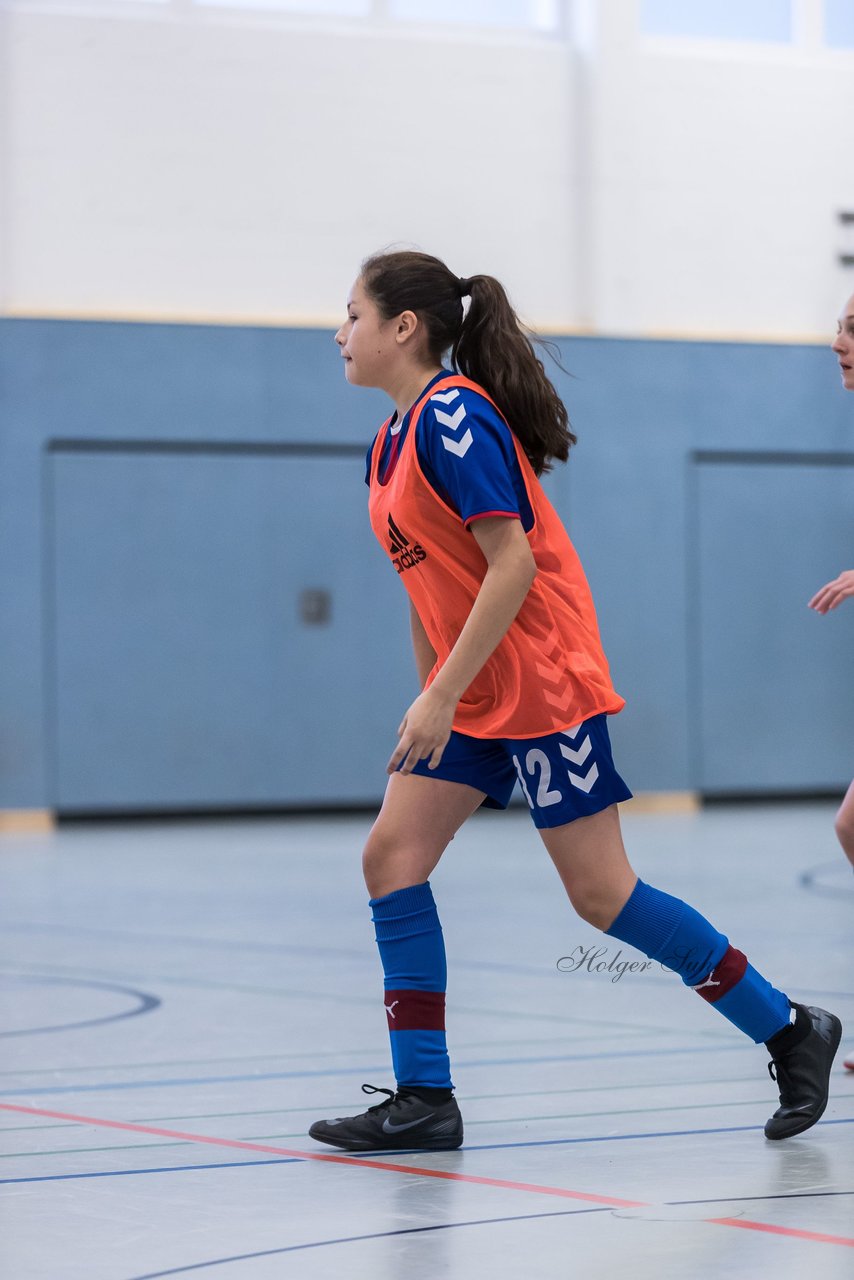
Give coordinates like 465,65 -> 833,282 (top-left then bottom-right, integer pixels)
388,513 -> 427,574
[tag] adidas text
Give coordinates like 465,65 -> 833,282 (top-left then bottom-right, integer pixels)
393,545 -> 427,574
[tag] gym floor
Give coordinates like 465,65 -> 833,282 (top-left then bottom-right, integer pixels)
1,800 -> 852,1279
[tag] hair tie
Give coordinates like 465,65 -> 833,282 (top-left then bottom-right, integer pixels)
458,276 -> 474,297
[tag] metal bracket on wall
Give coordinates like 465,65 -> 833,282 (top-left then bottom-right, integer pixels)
299,588 -> 332,626
838,210 -> 854,266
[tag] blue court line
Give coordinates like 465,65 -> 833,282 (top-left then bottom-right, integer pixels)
420,1115 -> 854,1154
0,1157 -> 300,1185
677,1189 -> 854,1205
4,1117 -> 853,1185
0,1042 -> 748,1097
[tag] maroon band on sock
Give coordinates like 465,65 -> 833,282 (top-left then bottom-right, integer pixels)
383,989 -> 446,1030
691,945 -> 748,1003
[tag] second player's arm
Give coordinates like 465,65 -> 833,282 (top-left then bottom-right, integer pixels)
808,569 -> 854,614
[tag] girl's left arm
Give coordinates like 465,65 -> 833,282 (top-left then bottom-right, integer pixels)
388,517 -> 536,774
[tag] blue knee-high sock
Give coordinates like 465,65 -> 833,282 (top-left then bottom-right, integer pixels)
370,882 -> 453,1090
605,880 -> 791,1044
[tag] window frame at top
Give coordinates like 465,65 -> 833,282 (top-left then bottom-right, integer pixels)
824,0 -> 854,49
638,0 -> 794,47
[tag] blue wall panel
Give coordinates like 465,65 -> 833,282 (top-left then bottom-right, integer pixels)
691,455 -> 854,792
47,446 -> 414,810
1,318 -> 850,811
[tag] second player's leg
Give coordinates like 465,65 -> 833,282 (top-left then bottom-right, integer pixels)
834,778 -> 854,1070
834,777 -> 854,870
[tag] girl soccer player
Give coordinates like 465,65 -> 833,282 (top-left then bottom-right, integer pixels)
309,250 -> 842,1150
809,288 -> 854,1072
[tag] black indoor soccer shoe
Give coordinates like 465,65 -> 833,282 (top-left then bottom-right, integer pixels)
308,1084 -> 464,1152
764,1004 -> 842,1140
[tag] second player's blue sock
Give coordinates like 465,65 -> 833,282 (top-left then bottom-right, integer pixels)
370,881 -> 453,1090
606,879 -> 791,1044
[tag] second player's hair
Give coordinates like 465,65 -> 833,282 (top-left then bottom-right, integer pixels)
359,249 -> 575,475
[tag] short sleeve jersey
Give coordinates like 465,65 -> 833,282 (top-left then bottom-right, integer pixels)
365,371 -> 534,531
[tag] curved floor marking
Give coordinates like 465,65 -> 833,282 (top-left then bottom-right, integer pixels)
0,974 -> 160,1038
122,1209 -> 611,1279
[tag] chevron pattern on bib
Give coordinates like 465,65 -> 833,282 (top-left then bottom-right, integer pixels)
534,627 -> 579,721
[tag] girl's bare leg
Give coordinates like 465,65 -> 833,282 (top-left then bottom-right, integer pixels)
362,771 -> 486,898
538,803 -> 637,930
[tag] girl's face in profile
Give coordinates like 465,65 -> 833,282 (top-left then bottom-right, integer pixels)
831,293 -> 854,391
335,279 -> 394,390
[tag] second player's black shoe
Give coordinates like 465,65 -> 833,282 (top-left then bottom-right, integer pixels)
309,1083 -> 463,1152
764,1004 -> 842,1140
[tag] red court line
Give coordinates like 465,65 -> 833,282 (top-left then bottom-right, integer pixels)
0,1102 -> 642,1209
3,1102 -> 852,1249
708,1217 -> 854,1248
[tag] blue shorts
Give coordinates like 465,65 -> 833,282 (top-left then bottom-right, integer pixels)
404,713 -> 632,830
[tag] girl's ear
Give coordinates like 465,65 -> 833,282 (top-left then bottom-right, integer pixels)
395,310 -> 420,346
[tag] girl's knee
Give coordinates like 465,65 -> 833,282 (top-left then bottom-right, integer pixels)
560,862 -> 636,933
361,818 -> 444,898
361,824 -> 397,891
567,883 -> 626,932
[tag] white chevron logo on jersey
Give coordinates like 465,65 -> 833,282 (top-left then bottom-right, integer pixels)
431,389 -> 461,405
432,398 -> 472,457
442,428 -> 473,457
434,403 -> 467,432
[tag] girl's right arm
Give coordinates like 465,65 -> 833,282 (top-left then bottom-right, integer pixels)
409,599 -> 437,689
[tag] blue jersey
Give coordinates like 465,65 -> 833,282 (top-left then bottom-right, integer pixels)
365,370 -> 534,531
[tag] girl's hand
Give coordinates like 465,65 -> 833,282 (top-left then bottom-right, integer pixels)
808,570 -> 854,614
387,687 -> 457,775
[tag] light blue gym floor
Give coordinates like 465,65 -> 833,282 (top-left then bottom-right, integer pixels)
0,801 -> 852,1279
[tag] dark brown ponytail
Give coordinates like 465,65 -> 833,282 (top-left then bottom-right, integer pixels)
360,249 -> 575,475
